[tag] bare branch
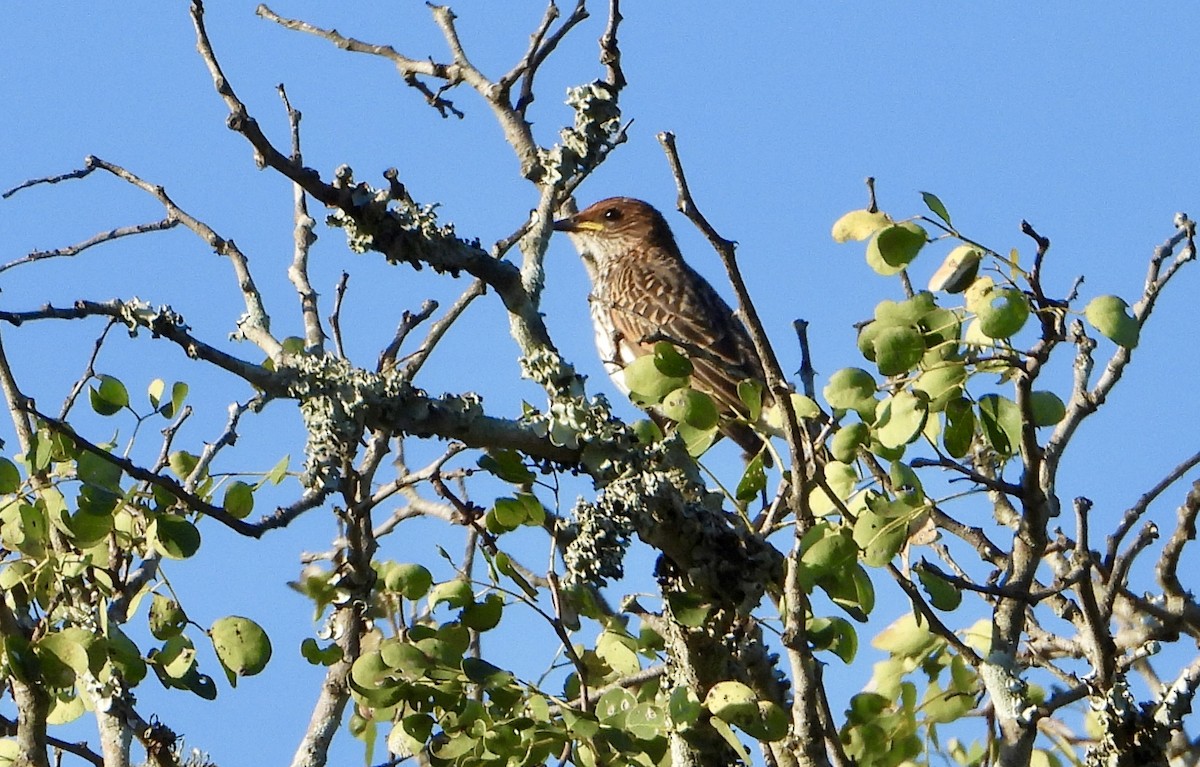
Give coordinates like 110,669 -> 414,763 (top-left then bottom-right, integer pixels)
328,272 -> 351,360
279,84 -> 325,353
0,218 -> 178,275
0,300 -> 278,392
1158,480 -> 1200,604
1106,447 -> 1200,569
257,4 -> 466,119
80,155 -> 281,357
379,299 -> 439,372
1,165 -> 93,198
657,131 -> 811,496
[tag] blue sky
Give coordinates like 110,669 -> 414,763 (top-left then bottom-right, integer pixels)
3,3 -> 1200,764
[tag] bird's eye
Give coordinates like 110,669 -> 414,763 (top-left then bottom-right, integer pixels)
602,207 -> 623,222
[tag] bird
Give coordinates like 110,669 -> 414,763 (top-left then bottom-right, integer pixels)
553,196 -> 772,461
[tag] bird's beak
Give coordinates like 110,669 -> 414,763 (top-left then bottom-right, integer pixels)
553,217 -> 603,234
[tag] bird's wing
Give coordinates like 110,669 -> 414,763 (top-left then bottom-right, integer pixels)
604,255 -> 766,419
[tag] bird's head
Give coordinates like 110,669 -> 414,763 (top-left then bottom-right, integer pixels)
553,197 -> 676,269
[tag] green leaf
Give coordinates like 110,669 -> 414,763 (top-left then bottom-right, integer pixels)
88,375 -> 129,416
1030,390 -> 1066,427
394,713 -> 435,756
380,640 -> 432,679
625,702 -> 669,740
942,397 -> 975,458
916,565 -> 962,611
676,422 -> 719,457
168,451 -> 200,482
156,381 -> 189,419
977,394 -> 1021,457
34,628 -> 95,688
661,388 -> 719,430
876,292 -> 937,326
300,638 -> 343,666
597,631 -> 641,675
148,378 -> 166,409
223,481 -> 254,519
872,613 -> 938,657
913,364 -> 966,411
710,718 -> 754,764
853,509 -> 906,567
832,209 -> 891,243
666,591 -> 711,628
808,616 -> 859,663
875,391 -> 929,449
669,687 -> 702,726
0,457 -> 20,493
809,461 -> 859,516
622,353 -> 688,405
821,563 -> 876,623
1085,294 -> 1139,348
704,680 -> 758,723
866,222 -> 927,275
830,422 -> 868,462
491,496 -> 526,531
384,563 -> 433,600
920,191 -> 952,226
105,627 -> 147,685
872,326 -> 925,377
149,515 -> 201,560
429,578 -> 473,609
264,454 -> 289,485
149,594 -> 187,640
737,380 -> 764,421
922,680 -> 974,724
824,368 -> 878,412
976,287 -> 1030,339
735,453 -> 767,502
77,451 -> 122,491
461,657 -> 513,689
800,526 -> 857,581
652,342 -> 694,378
477,449 -> 535,485
210,616 -> 272,686
461,593 -> 503,631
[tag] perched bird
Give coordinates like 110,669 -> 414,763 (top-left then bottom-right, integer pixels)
553,197 -> 771,460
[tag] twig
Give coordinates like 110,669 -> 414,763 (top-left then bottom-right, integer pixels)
1071,497 -> 1115,686
503,1 -> 592,115
889,563 -> 982,665
257,4 -> 466,119
280,83 -> 325,353
97,157 -> 277,354
910,455 -> 1023,495
792,319 -> 816,400
657,131 -> 810,495
329,272 -> 350,360
1157,480 -> 1200,603
599,0 -> 626,90
0,713 -> 102,766
251,488 -> 334,533
1106,447 -> 1200,570
379,299 -> 439,372
1,166 -> 94,199
59,319 -> 119,419
400,280 -> 486,380
0,218 -> 179,275
0,300 -> 279,392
